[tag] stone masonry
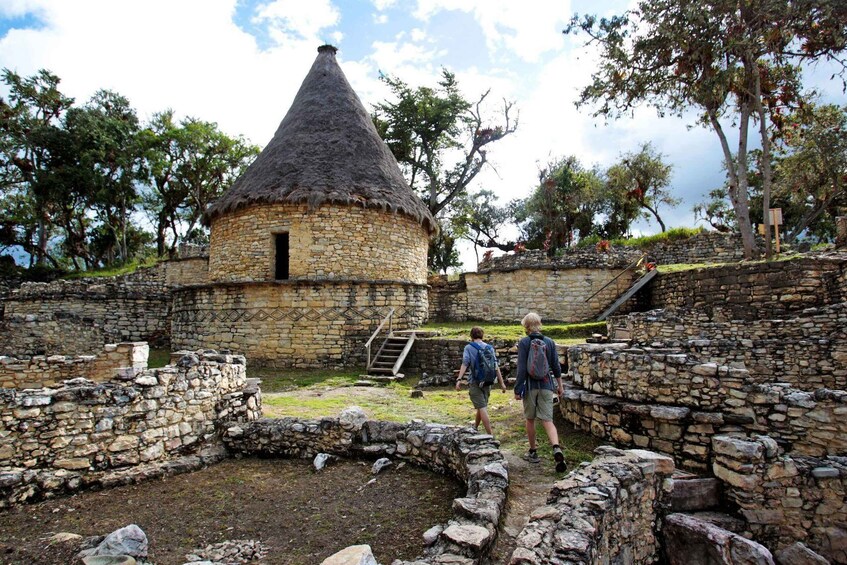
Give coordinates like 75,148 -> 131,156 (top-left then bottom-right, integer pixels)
712,435 -> 847,563
608,305 -> 847,391
0,342 -> 149,389
223,409 -> 507,565
172,280 -> 427,368
1,279 -> 172,355
509,447 -> 675,565
564,342 -> 847,471
647,254 -> 847,320
209,203 -> 429,285
0,350 -> 261,507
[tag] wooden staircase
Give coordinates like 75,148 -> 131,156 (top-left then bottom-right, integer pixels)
367,332 -> 416,380
596,267 -> 659,321
363,308 -> 415,382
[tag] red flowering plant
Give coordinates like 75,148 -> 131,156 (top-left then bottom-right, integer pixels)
595,239 -> 611,252
514,242 -> 526,253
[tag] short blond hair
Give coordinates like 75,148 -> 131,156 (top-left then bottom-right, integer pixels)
521,312 -> 542,334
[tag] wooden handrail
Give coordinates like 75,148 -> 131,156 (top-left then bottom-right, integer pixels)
365,308 -> 395,370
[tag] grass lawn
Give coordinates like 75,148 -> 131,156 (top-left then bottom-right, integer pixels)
255,367 -> 602,470
418,320 -> 606,343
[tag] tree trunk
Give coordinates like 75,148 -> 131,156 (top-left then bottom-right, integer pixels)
708,108 -> 758,259
750,53 -> 773,259
643,202 -> 666,232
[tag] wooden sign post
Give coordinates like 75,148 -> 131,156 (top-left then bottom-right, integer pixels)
769,208 -> 783,254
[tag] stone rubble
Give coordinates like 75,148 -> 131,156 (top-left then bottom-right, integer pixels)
184,539 -> 268,564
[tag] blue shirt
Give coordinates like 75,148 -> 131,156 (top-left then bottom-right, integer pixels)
514,333 -> 561,394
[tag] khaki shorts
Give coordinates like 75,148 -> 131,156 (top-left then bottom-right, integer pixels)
523,388 -> 554,421
468,382 -> 491,409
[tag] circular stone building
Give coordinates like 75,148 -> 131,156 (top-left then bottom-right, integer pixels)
172,45 -> 435,367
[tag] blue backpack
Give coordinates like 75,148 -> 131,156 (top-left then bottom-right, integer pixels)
469,342 -> 498,385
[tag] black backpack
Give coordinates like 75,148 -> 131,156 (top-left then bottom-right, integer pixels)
469,342 -> 498,385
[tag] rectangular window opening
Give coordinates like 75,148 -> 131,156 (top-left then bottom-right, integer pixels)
275,233 -> 289,280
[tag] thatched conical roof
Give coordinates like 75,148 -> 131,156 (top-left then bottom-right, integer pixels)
204,45 -> 435,233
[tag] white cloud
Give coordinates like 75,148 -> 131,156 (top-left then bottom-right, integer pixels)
373,13 -> 388,24
253,0 -> 340,43
372,0 -> 397,10
413,0 -> 570,62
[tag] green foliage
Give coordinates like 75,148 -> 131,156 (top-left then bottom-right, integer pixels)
449,189 -> 514,266
513,155 -> 605,254
772,102 -> 847,242
373,69 -> 517,217
579,227 -> 705,249
565,0 -> 847,260
605,142 -> 679,233
62,255 -> 159,279
0,68 -> 259,271
428,225 -> 463,275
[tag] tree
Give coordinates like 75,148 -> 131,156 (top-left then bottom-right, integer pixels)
373,69 -> 517,218
140,112 -> 258,257
565,0 -> 847,259
693,187 -> 737,232
64,89 -> 145,265
428,225 -> 462,275
450,189 -> 514,267
605,142 -> 679,232
0,69 -> 74,267
514,156 -> 604,255
772,102 -> 847,242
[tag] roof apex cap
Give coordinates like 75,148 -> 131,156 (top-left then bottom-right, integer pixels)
317,44 -> 338,55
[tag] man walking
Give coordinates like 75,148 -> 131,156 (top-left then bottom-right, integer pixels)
514,312 -> 567,473
456,326 -> 507,435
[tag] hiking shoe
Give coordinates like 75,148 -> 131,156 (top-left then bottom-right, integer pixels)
554,447 -> 567,473
523,450 -> 541,464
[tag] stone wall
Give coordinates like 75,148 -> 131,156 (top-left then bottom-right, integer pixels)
644,231 -> 752,265
647,254 -> 847,320
1,280 -> 172,356
463,268 -> 639,323
172,280 -> 428,368
509,447 -> 675,565
712,435 -> 847,563
164,257 -> 209,287
0,351 -> 261,507
478,248 -> 641,273
427,275 -> 468,322
223,409 -> 508,565
209,203 -> 429,285
0,342 -> 149,389
406,337 -> 568,386
563,343 -> 847,471
608,305 -> 847,391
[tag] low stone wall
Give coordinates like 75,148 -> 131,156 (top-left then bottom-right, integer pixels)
0,342 -> 149,389
608,305 -> 847,391
564,342 -> 847,471
406,338 -> 568,386
1,279 -> 172,355
172,280 -> 427,368
427,274 -> 468,322
647,254 -> 847,320
509,447 -> 675,564
223,409 -> 508,565
478,248 -> 640,273
712,435 -> 847,563
644,231 -> 751,265
0,351 -> 261,507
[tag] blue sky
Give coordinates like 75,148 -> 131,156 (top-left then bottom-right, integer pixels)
0,0 -> 843,269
